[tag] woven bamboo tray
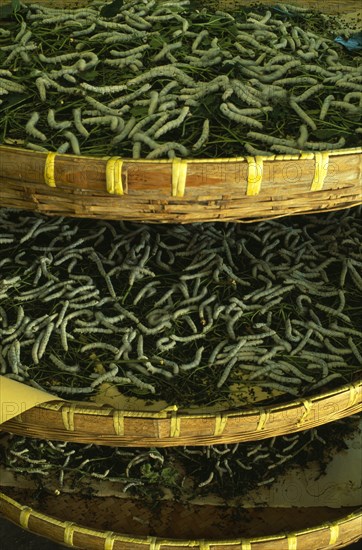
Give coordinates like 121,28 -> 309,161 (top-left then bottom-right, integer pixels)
0,488 -> 361,550
0,0 -> 361,222
2,378 -> 361,447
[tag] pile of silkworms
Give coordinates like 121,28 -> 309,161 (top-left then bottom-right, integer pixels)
0,0 -> 361,158
1,416 -> 358,499
0,207 -> 361,407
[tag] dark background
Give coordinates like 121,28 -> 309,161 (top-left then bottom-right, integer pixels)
0,517 -> 361,549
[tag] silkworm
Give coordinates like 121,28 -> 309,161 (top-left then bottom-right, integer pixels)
128,65 -> 194,87
308,373 -> 343,391
198,471 -> 214,488
47,109 -> 72,131
179,346 -> 204,372
290,99 -> 317,130
63,131 -> 81,155
49,385 -> 93,395
126,371 -> 155,393
217,356 -> 238,388
25,112 -> 47,142
320,94 -> 335,122
72,108 -> 90,138
348,337 -> 362,364
49,353 -> 79,373
146,142 -> 189,159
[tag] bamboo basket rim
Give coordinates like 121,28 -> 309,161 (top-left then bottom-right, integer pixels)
1,143 -> 362,163
3,378 -> 361,447
0,490 -> 361,550
1,143 -> 362,223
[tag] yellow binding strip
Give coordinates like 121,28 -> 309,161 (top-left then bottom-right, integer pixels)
241,540 -> 251,550
172,158 -> 188,197
329,524 -> 339,545
61,404 -> 76,432
297,399 -> 312,426
106,157 -> 124,195
104,531 -> 116,550
148,536 -> 161,550
44,152 -> 57,188
347,382 -> 360,408
246,156 -> 263,196
113,410 -> 125,436
311,152 -> 329,191
287,534 -> 298,550
214,413 -> 228,436
257,409 -> 270,431
19,506 -> 32,529
64,522 -> 75,546
170,411 -> 181,438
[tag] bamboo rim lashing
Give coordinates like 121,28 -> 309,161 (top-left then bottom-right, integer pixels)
0,145 -> 361,222
2,378 -> 361,447
0,490 -> 361,550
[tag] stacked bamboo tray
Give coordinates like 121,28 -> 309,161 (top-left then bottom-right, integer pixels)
0,0 -> 362,548
0,0 -> 361,222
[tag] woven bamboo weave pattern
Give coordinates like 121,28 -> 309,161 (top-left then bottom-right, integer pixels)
0,490 -> 361,550
2,380 -> 361,447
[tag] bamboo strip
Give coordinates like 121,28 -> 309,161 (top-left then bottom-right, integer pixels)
0,145 -> 361,223
0,490 -> 361,550
2,380 -> 361,447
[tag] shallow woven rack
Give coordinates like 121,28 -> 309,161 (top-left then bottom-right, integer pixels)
2,378 -> 361,447
0,145 -> 361,222
0,0 -> 361,222
0,489 -> 361,550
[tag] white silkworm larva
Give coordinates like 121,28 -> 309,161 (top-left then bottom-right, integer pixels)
80,82 -> 127,94
49,353 -> 79,373
63,131 -> 81,155
189,117 -> 210,151
39,52 -> 80,64
179,346 -> 205,372
153,41 -> 182,62
132,141 -> 141,159
315,303 -> 351,323
308,373 -> 343,391
25,112 -> 47,142
290,100 -> 317,131
198,471 -> 214,487
347,261 -> 362,291
73,108 -> 90,138
49,385 -> 93,395
81,342 -> 119,355
91,364 -> 119,388
60,321 -> 69,352
330,323 -> 362,338
257,346 -> 285,365
84,96 -> 121,116
348,337 -> 362,364
0,78 -> 25,93
247,130 -> 297,148
324,339 -> 352,356
217,357 -> 238,388
153,106 -> 190,139
126,371 -> 155,393
132,132 -> 159,150
293,84 -> 324,104
318,92 -> 336,120
128,65 -> 195,88
296,124 -> 309,149
47,109 -> 72,130
146,142 -> 189,159
330,100 -> 360,113
147,90 -> 159,115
